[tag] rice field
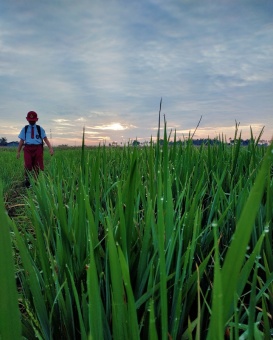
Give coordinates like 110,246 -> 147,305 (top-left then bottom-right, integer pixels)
0,129 -> 273,339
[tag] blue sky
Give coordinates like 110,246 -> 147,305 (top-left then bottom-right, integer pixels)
0,0 -> 272,145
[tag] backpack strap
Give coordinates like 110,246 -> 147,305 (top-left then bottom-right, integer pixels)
36,125 -> 42,140
36,125 -> 44,146
24,125 -> 28,140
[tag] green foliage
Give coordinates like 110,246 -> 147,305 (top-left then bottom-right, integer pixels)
0,129 -> 272,339
0,148 -> 24,194
0,182 -> 22,339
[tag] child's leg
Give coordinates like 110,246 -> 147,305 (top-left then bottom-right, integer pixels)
24,146 -> 34,187
33,145 -> 44,178
36,145 -> 44,170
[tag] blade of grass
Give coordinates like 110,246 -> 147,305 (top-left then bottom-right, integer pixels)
118,247 -> 140,340
66,266 -> 87,339
85,206 -> 104,340
107,217 -> 128,340
208,226 -> 224,339
157,170 -> 168,339
148,299 -> 158,340
248,259 -> 259,339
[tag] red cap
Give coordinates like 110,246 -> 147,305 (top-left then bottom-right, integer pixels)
26,111 -> 38,121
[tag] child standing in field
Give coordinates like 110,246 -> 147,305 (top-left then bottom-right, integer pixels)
17,111 -> 54,187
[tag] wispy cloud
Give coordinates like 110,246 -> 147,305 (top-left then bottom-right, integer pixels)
87,123 -> 129,131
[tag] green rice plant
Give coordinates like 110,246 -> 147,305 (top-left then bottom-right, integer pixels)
0,182 -> 22,339
0,148 -> 24,193
1,119 -> 272,339
208,140 -> 273,338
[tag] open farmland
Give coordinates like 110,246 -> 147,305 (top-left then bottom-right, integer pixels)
0,134 -> 273,339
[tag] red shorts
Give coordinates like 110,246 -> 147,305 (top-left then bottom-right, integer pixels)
24,144 -> 44,171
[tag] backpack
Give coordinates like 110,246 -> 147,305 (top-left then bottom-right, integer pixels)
24,125 -> 44,145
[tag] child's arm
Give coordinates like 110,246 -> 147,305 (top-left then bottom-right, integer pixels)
43,137 -> 54,156
17,139 -> 24,159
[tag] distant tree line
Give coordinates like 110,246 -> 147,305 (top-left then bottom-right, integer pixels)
131,138 -> 269,147
0,137 -> 7,146
1,136 -> 268,148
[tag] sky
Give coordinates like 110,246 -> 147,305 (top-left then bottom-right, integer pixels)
0,0 -> 273,146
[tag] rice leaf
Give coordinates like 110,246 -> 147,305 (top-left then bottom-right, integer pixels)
107,218 -> 128,339
118,247 -> 140,340
148,299 -> 158,340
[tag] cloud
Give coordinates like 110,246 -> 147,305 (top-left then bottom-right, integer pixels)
0,0 -> 272,144
87,123 -> 130,131
52,119 -> 70,123
85,132 -> 100,137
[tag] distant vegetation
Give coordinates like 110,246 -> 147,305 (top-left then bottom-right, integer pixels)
0,137 -> 7,146
1,136 -> 270,148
